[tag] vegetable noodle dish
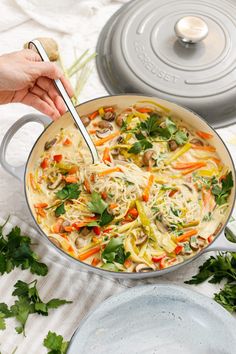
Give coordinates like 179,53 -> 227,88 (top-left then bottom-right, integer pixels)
28,101 -> 234,273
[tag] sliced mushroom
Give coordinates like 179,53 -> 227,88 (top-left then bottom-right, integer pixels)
44,138 -> 57,151
75,236 -> 81,248
189,236 -> 199,251
47,173 -> 63,190
197,237 -> 205,248
60,220 -> 70,232
115,115 -> 124,127
96,129 -> 111,139
80,227 -> 91,236
111,148 -> 120,156
81,115 -> 91,127
103,111 -> 116,122
135,232 -> 148,246
168,140 -> 178,151
190,138 -> 204,146
48,237 -> 62,248
117,136 -> 124,143
143,149 -> 156,166
181,242 -> 193,255
135,264 -> 153,273
97,120 -> 113,130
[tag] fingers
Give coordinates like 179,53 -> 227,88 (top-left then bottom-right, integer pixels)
34,61 -> 62,80
22,92 -> 60,120
30,85 -> 61,113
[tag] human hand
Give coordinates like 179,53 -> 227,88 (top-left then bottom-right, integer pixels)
0,49 -> 73,120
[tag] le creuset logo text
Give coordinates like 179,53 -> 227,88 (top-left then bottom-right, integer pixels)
134,40 -> 180,83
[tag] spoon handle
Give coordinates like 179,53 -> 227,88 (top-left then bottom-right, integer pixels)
28,39 -> 99,164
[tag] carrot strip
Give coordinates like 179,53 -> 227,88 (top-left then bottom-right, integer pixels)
172,161 -> 206,170
136,108 -> 153,113
78,246 -> 101,261
63,138 -> 72,146
98,167 -> 122,177
84,178 -> 91,193
72,222 -> 91,230
64,226 -> 74,232
102,147 -> 111,163
94,131 -> 120,146
176,229 -> 198,243
52,219 -> 63,233
29,173 -> 37,190
37,208 -> 46,217
191,144 -> 216,152
104,107 -> 114,113
109,203 -> 118,209
210,157 -> 221,165
65,176 -> 78,183
169,189 -> 178,197
88,110 -> 99,120
142,174 -> 154,202
202,186 -> 211,207
91,257 -> 100,266
181,162 -> 207,175
88,129 -> 97,134
34,203 -> 48,208
68,166 -> 79,175
196,131 -> 214,139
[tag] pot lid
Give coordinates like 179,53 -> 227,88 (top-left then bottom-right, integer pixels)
96,0 -> 236,128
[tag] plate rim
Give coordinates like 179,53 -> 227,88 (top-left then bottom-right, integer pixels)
67,283 -> 236,353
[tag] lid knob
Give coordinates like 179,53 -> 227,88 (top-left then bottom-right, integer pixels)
174,16 -> 208,44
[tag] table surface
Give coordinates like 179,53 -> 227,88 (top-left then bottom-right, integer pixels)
1,1 -> 236,353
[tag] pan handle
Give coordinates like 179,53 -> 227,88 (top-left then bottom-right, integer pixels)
203,223 -> 236,253
0,113 -> 51,182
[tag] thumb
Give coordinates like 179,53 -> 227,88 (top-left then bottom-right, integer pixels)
34,61 -> 62,80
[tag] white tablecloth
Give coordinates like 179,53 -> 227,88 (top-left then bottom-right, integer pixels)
0,1 -> 236,353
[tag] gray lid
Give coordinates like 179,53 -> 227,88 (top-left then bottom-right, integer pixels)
96,0 -> 236,128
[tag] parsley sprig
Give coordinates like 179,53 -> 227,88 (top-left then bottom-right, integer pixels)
212,172 -> 233,206
102,237 -> 130,271
185,252 -> 236,312
55,183 -> 81,217
43,331 -> 68,354
87,192 -> 114,227
0,221 -> 48,276
0,280 -> 72,335
128,114 -> 188,154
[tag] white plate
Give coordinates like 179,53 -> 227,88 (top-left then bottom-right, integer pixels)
67,284 -> 236,354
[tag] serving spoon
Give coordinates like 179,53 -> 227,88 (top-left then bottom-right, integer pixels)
28,39 -> 99,164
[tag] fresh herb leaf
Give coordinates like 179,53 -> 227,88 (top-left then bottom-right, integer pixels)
140,114 -> 161,136
212,172 -> 233,205
0,303 -> 12,331
56,183 -> 80,201
165,117 -> 177,135
88,192 -> 108,214
55,203 -> 66,217
128,140 -> 153,154
214,283 -> 236,312
102,237 -> 130,265
185,253 -> 236,285
99,209 -> 114,227
174,130 -> 188,145
135,131 -> 146,140
101,263 -> 119,272
43,331 -> 68,354
0,223 -> 48,276
10,280 -> 72,335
